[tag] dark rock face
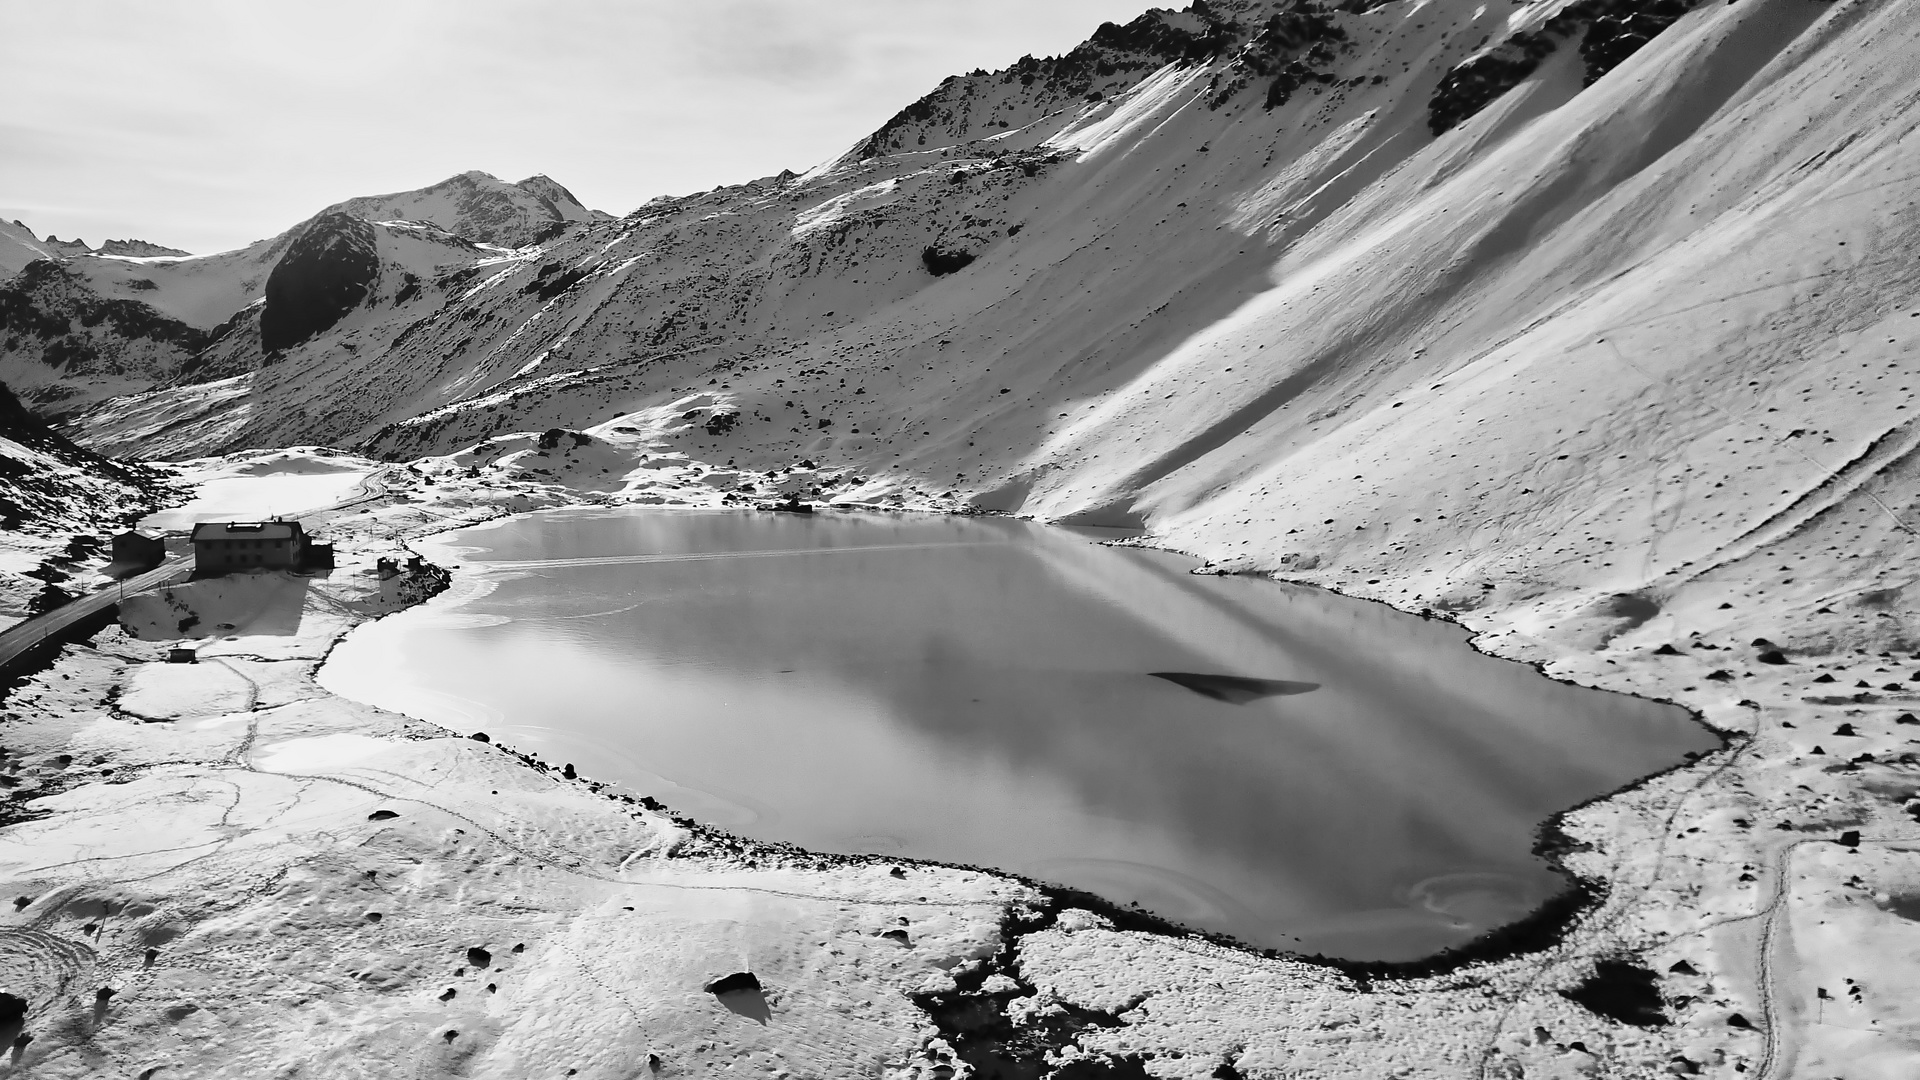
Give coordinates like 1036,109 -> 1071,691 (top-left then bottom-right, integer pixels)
922,247 -> 976,276
1427,0 -> 1704,136
1427,31 -> 1559,136
260,213 -> 380,353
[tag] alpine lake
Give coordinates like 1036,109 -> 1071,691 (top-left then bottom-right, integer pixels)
320,507 -> 1717,962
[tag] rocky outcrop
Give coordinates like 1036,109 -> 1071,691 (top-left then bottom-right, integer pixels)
260,213 -> 380,353
0,379 -> 159,533
93,239 -> 191,258
1427,0 -> 1707,135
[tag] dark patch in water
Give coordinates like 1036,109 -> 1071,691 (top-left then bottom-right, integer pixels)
1149,672 -> 1319,703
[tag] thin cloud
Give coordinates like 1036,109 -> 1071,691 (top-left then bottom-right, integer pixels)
2,0 -> 1151,252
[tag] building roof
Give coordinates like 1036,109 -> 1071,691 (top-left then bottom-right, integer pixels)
190,521 -> 302,541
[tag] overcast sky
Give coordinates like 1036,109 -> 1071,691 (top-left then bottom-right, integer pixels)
2,0 -> 1150,254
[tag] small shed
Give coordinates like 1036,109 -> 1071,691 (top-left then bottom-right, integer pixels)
190,520 -> 317,575
103,531 -> 165,578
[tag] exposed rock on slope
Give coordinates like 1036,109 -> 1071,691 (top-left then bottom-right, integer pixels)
0,259 -> 230,419
92,238 -> 192,258
0,380 -> 155,529
259,213 -> 381,353
0,379 -> 164,622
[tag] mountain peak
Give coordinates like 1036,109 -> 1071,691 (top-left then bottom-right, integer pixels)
322,171 -> 604,247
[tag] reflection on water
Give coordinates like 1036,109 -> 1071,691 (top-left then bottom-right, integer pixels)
320,507 -> 1716,960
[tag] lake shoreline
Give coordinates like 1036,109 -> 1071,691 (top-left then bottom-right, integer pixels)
326,500 -> 1715,964
0,457 -> 1881,1076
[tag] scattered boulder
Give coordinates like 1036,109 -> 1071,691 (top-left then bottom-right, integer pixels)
921,246 -> 976,276
703,971 -> 761,995
466,947 -> 491,969
469,732 -> 491,743
1726,1013 -> 1752,1029
368,809 -> 400,821
1834,723 -> 1857,736
1757,650 -> 1788,664
1654,644 -> 1682,656
880,929 -> 911,946
1668,960 -> 1698,975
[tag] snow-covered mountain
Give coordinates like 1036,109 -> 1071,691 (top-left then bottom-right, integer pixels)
322,169 -> 612,248
0,220 -> 189,278
0,171 -> 610,423
20,0 -> 1920,616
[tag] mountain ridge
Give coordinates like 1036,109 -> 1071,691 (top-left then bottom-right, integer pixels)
8,0 -> 1910,628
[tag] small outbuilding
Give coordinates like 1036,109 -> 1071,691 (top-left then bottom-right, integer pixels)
104,531 -> 166,577
190,520 -> 329,575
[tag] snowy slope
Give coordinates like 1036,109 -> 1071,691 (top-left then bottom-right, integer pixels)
0,219 -> 56,279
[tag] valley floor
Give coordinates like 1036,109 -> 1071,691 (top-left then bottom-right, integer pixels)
0,440 -> 1912,1080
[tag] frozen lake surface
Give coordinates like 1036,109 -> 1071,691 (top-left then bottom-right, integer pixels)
322,507 -> 1716,960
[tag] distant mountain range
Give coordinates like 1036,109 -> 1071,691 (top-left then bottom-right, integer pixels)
0,220 -> 190,278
